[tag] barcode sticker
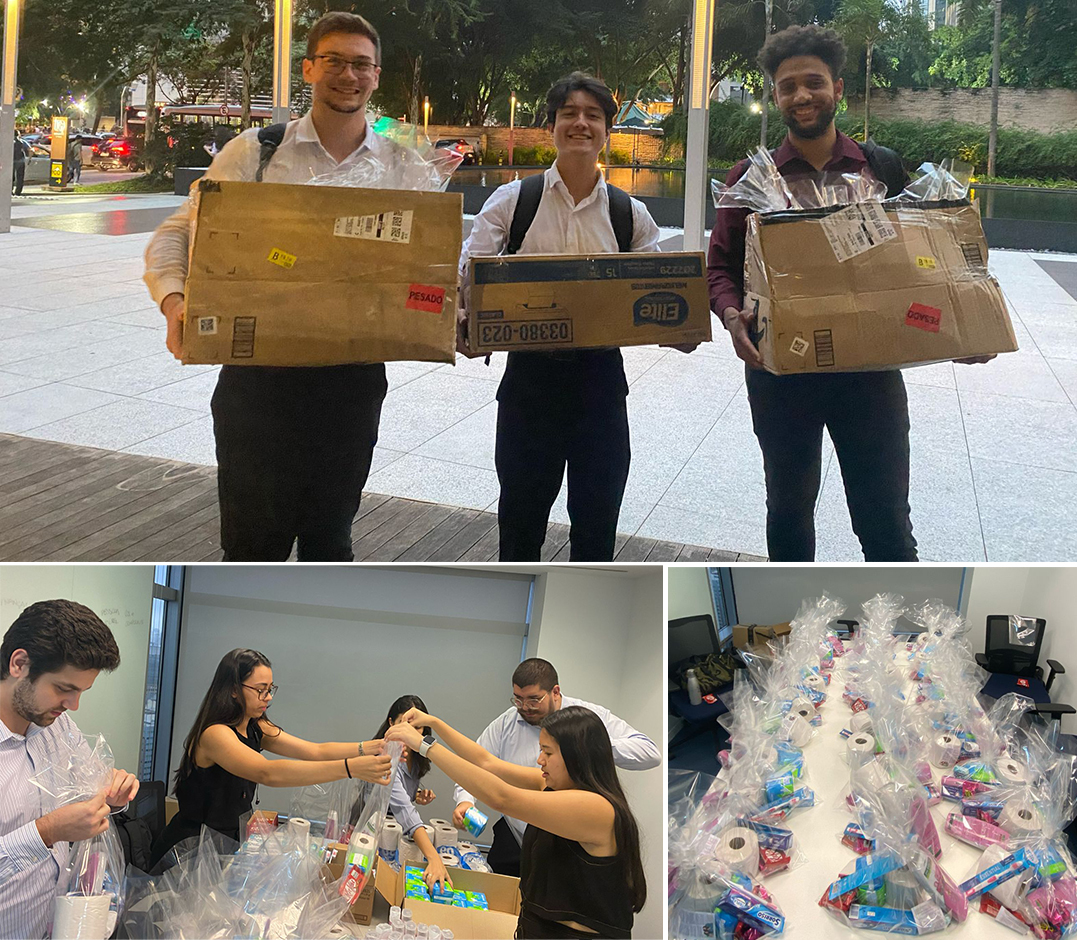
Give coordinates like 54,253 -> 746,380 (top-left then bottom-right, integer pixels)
334,210 -> 414,243
267,247 -> 297,268
197,316 -> 218,336
820,202 -> 898,262
916,256 -> 937,270
789,336 -> 810,357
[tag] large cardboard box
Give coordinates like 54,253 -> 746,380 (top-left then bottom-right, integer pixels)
466,251 -> 712,354
376,862 -> 521,939
182,179 -> 462,366
732,622 -> 792,651
325,844 -> 377,925
743,199 -> 1018,373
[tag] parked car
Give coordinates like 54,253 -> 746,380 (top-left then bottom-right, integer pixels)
434,138 -> 477,166
94,136 -> 140,170
22,145 -> 53,184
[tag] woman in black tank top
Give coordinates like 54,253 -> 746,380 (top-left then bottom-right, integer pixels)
385,704 -> 646,939
149,649 -> 393,870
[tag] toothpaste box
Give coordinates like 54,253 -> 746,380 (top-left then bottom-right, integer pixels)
718,884 -> 785,935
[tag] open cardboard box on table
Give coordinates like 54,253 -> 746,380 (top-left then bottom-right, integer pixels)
375,862 -> 521,939
182,179 -> 462,366
466,251 -> 712,354
732,622 -> 792,652
744,199 -> 1018,374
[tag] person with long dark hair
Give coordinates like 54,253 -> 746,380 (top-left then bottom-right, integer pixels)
386,704 -> 645,939
373,695 -> 452,891
148,648 -> 391,868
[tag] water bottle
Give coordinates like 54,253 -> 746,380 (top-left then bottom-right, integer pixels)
389,906 -> 402,925
687,668 -> 703,706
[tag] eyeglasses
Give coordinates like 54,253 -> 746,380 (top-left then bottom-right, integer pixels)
310,54 -> 378,77
242,684 -> 278,701
511,691 -> 549,710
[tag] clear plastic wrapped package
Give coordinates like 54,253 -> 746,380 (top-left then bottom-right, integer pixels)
30,729 -> 126,940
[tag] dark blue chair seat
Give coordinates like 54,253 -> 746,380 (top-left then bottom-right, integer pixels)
981,672 -> 1051,704
668,686 -> 731,755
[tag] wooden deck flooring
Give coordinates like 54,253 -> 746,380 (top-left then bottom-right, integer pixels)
0,434 -> 767,563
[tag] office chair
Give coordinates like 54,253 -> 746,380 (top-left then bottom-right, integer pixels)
976,615 -> 1065,705
668,614 -> 733,760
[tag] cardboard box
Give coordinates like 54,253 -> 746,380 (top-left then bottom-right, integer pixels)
376,860 -> 521,939
743,200 -> 1018,374
325,843 -> 377,925
466,251 -> 712,354
732,622 -> 792,651
182,179 -> 462,366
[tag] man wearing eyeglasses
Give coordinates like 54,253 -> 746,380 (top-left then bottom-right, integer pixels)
144,11 -> 395,562
451,658 -> 659,876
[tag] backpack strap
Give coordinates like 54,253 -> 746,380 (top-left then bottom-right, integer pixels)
506,172 -> 546,255
859,139 -> 908,199
606,184 -> 635,253
506,172 -> 636,255
255,122 -> 289,182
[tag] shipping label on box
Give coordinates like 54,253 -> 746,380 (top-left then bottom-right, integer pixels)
743,200 -> 1018,374
182,180 -> 462,366
467,251 -> 713,354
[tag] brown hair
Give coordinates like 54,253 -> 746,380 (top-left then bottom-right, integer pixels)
1,600 -> 120,680
512,658 -> 559,691
758,24 -> 847,81
305,11 -> 381,65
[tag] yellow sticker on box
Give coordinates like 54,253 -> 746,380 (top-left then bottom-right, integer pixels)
916,256 -> 937,270
267,248 -> 297,269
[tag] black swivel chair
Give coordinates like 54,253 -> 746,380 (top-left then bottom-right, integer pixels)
977,615 -> 1068,707
668,614 -> 733,759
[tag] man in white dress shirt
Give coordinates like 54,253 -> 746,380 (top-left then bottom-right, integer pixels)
459,73 -> 693,562
144,12 -> 395,562
0,601 -> 140,939
451,657 -> 660,877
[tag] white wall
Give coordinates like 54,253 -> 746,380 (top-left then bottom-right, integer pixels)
963,567 -> 1031,646
0,565 -> 154,773
173,567 -> 533,825
667,566 -> 713,623
529,567 -> 664,940
732,566 -> 968,628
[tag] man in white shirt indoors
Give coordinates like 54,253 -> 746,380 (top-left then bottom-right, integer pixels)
451,657 -> 660,877
0,600 -> 140,940
144,12 -> 395,563
459,72 -> 695,563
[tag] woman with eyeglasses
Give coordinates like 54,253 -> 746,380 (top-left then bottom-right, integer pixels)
148,648 -> 392,869
385,704 -> 646,939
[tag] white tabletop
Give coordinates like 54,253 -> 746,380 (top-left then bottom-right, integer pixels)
767,653 -> 1028,938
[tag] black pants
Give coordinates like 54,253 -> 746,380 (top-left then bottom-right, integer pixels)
12,163 -> 24,195
487,816 -> 523,878
211,363 -> 387,561
745,367 -> 917,562
495,391 -> 630,562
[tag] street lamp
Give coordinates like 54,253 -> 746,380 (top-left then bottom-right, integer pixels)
509,92 -> 516,166
423,96 -> 430,137
272,0 -> 293,125
683,0 -> 717,251
1,0 -> 24,235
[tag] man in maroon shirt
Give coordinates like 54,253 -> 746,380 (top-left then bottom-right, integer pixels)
707,24 -> 992,562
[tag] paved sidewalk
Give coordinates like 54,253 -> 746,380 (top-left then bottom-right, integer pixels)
2,193 -> 1076,561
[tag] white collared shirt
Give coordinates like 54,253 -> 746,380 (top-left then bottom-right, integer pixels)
451,695 -> 660,845
458,162 -> 661,287
143,112 -> 391,308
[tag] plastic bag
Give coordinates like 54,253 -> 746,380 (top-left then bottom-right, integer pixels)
1008,615 -> 1040,648
30,729 -> 126,940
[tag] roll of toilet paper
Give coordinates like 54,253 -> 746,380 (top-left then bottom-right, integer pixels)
52,895 -> 111,940
885,866 -> 923,910
790,697 -> 816,717
802,674 -> 826,692
434,825 -> 458,848
714,827 -> 760,877
792,703 -> 815,723
845,733 -> 877,767
931,734 -> 961,769
400,834 -> 422,865
850,711 -> 874,734
288,816 -> 311,840
427,818 -> 450,829
380,821 -> 402,851
782,713 -> 812,747
999,799 -> 1044,837
996,758 -> 1031,786
976,842 -> 1033,910
855,757 -> 890,792
439,849 -> 460,868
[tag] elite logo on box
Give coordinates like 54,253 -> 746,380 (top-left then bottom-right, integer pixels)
633,291 -> 689,327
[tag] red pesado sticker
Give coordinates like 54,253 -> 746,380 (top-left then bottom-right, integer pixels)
406,284 -> 446,313
906,302 -> 942,333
